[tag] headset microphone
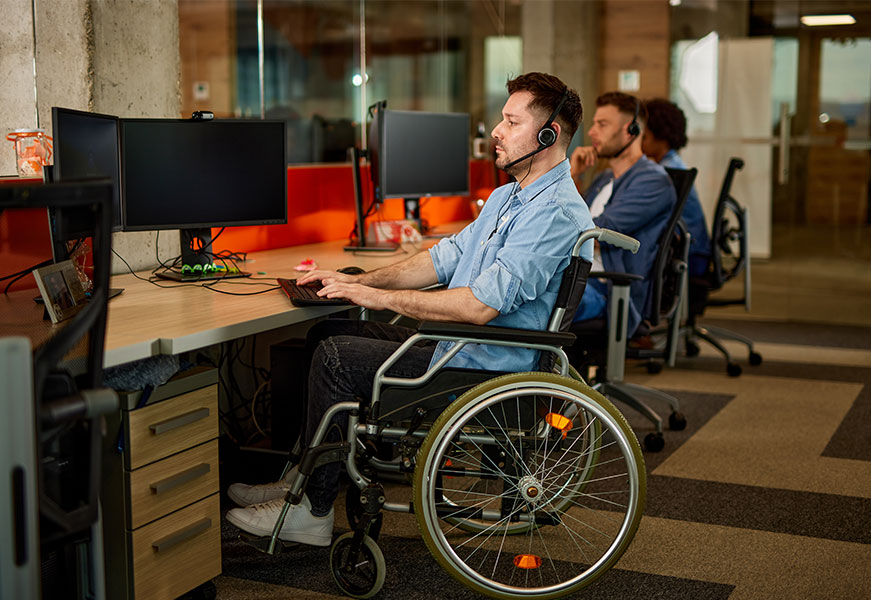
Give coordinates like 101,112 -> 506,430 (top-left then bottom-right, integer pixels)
502,88 -> 569,171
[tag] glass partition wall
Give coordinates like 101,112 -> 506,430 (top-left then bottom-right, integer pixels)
179,0 -> 521,165
670,0 -> 871,326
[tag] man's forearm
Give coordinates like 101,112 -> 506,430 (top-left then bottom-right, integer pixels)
358,249 -> 440,290
381,287 -> 498,325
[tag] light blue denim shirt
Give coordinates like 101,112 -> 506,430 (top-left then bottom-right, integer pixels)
428,159 -> 594,372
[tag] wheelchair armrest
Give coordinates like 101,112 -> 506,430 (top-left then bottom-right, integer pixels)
589,271 -> 644,286
418,321 -> 576,347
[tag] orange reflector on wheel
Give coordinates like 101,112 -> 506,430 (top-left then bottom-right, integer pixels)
514,554 -> 542,569
546,413 -> 573,438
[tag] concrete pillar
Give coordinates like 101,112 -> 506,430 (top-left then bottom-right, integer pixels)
1,0 -> 181,272
0,0 -> 40,176
521,0 -> 600,146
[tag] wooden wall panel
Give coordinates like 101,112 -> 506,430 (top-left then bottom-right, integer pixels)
598,0 -> 670,98
179,0 -> 235,118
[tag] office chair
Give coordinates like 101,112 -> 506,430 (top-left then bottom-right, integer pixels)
239,228 -> 648,600
0,181 -> 119,599
567,168 -> 696,452
634,167 -> 698,373
684,158 -> 762,376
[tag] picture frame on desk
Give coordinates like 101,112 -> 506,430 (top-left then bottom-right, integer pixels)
32,260 -> 87,323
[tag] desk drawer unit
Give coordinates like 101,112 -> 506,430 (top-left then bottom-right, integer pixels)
131,493 -> 222,600
102,368 -> 221,600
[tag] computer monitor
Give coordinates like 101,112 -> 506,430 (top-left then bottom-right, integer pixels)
346,104 -> 470,251
377,108 -> 470,200
120,118 -> 287,280
377,108 -> 470,228
49,107 -> 123,261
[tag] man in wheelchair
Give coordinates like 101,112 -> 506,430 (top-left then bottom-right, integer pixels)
226,72 -> 593,544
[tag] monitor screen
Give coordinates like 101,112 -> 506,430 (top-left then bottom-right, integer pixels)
51,107 -> 123,234
121,119 -> 287,231
377,109 -> 470,201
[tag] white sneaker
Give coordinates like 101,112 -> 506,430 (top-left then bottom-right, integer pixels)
226,495 -> 334,547
227,466 -> 298,507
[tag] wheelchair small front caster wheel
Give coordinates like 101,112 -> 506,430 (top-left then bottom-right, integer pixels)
727,362 -> 742,377
749,351 -> 762,366
668,411 -> 687,431
646,361 -> 663,374
644,432 -> 665,452
685,339 -> 700,357
330,532 -> 385,599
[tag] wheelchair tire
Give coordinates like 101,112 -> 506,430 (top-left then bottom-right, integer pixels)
413,372 -> 646,599
329,532 -> 385,599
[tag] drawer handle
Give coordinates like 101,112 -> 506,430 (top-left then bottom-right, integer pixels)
150,463 -> 211,495
149,407 -> 210,435
151,518 -> 211,553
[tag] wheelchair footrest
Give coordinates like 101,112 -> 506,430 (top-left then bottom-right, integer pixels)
238,530 -> 299,555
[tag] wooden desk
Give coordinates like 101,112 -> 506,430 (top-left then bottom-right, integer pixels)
2,231 -> 462,369
104,239 -> 421,364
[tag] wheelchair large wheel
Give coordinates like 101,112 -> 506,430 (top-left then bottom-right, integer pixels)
439,375 -> 602,536
413,372 -> 645,599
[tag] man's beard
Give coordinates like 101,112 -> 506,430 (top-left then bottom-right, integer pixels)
497,143 -> 537,175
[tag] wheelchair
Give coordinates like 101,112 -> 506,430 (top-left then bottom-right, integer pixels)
243,228 -> 647,599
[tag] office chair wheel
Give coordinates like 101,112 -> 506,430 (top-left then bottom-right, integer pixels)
330,532 -> 385,599
749,351 -> 762,366
644,432 -> 665,452
727,362 -> 742,377
414,372 -> 645,599
668,411 -> 687,431
646,361 -> 663,374
344,484 -> 383,541
685,339 -> 701,357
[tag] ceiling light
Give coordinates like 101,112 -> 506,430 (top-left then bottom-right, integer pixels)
800,14 -> 856,26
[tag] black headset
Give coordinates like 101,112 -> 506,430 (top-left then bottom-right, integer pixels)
627,97 -> 640,137
606,97 -> 641,159
503,87 -> 569,170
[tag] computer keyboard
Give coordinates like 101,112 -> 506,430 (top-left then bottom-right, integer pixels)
277,277 -> 351,307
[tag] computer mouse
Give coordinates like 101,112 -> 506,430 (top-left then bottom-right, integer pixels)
338,265 -> 366,275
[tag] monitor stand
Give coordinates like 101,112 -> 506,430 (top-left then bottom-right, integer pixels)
403,197 -> 447,239
155,228 -> 251,281
343,146 -> 399,253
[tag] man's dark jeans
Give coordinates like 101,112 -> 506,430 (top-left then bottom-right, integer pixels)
302,319 -> 436,516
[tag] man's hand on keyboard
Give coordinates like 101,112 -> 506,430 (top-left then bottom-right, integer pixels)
298,269 -> 361,287
317,281 -> 389,311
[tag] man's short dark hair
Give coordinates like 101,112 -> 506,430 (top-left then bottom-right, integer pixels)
643,98 -> 688,150
596,91 -> 647,127
506,72 -> 583,144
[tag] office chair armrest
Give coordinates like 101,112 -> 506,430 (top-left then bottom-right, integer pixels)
418,321 -> 576,347
589,271 -> 644,286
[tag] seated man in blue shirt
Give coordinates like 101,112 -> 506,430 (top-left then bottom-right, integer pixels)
570,92 -> 676,337
226,72 -> 594,546
642,98 -> 710,277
